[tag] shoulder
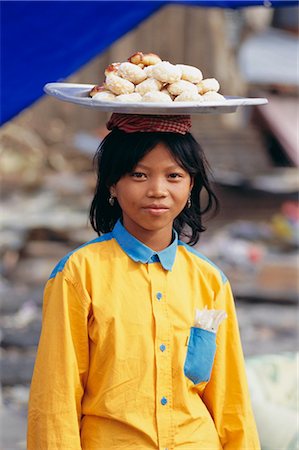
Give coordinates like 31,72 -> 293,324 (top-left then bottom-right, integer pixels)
49,232 -> 114,280
178,240 -> 227,285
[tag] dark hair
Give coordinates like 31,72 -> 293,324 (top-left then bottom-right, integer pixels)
90,129 -> 218,245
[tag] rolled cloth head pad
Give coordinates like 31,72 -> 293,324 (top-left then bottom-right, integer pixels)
106,113 -> 192,134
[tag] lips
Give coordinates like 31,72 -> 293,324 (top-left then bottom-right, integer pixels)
142,204 -> 170,215
144,204 -> 169,210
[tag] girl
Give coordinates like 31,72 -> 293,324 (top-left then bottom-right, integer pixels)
27,114 -> 260,449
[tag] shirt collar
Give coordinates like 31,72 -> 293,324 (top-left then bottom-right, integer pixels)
111,219 -> 177,271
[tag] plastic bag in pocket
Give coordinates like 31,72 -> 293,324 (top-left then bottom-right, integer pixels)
184,327 -> 216,385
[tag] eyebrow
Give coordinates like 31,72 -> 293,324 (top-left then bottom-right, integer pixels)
135,162 -> 183,170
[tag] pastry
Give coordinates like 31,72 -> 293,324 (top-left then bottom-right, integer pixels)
174,91 -> 204,102
115,93 -> 142,102
135,78 -> 162,96
202,91 -> 225,101
142,91 -> 173,103
88,52 -> 226,104
92,91 -> 116,101
89,84 -> 106,98
150,61 -> 182,84
177,64 -> 203,84
197,78 -> 220,94
105,73 -> 135,95
118,62 -> 147,84
128,52 -> 162,66
104,63 -> 121,77
167,80 -> 198,96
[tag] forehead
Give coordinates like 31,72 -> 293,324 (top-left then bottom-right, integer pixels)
136,142 -> 180,167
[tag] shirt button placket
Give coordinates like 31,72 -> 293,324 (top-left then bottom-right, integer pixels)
149,264 -> 174,450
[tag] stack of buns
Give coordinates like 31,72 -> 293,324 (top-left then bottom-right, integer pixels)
89,52 -> 225,103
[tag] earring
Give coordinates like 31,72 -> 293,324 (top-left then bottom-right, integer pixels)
187,193 -> 191,209
108,194 -> 115,206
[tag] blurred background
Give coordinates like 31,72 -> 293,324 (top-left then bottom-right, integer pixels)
1,2 -> 298,449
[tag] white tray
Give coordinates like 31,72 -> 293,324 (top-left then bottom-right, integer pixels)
44,83 -> 268,115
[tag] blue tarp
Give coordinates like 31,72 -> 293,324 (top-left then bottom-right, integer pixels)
1,0 -> 298,125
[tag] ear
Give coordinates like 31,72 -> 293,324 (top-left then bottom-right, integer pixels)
110,185 -> 116,197
189,177 -> 194,190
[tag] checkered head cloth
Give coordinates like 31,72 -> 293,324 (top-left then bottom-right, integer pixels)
106,113 -> 192,134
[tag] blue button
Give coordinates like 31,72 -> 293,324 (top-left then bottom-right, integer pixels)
161,396 -> 168,406
160,344 -> 166,352
156,292 -> 162,300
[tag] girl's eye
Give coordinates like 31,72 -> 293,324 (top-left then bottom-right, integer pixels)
131,172 -> 146,179
168,173 -> 183,179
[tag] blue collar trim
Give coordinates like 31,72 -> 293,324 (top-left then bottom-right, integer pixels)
112,220 -> 177,271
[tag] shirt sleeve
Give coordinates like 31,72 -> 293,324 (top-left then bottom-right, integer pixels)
201,279 -> 261,450
27,271 -> 91,450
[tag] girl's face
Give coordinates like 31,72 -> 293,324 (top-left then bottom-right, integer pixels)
111,142 -> 193,251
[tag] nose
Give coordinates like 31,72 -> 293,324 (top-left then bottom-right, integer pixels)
146,177 -> 167,198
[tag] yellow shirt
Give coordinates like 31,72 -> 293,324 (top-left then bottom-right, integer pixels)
27,220 -> 260,450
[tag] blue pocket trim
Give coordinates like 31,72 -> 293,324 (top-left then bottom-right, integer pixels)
184,327 -> 216,385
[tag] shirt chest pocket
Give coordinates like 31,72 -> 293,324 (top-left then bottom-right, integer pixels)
184,327 -> 216,385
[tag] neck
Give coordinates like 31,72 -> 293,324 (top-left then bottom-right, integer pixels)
138,229 -> 173,252
122,220 -> 173,252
